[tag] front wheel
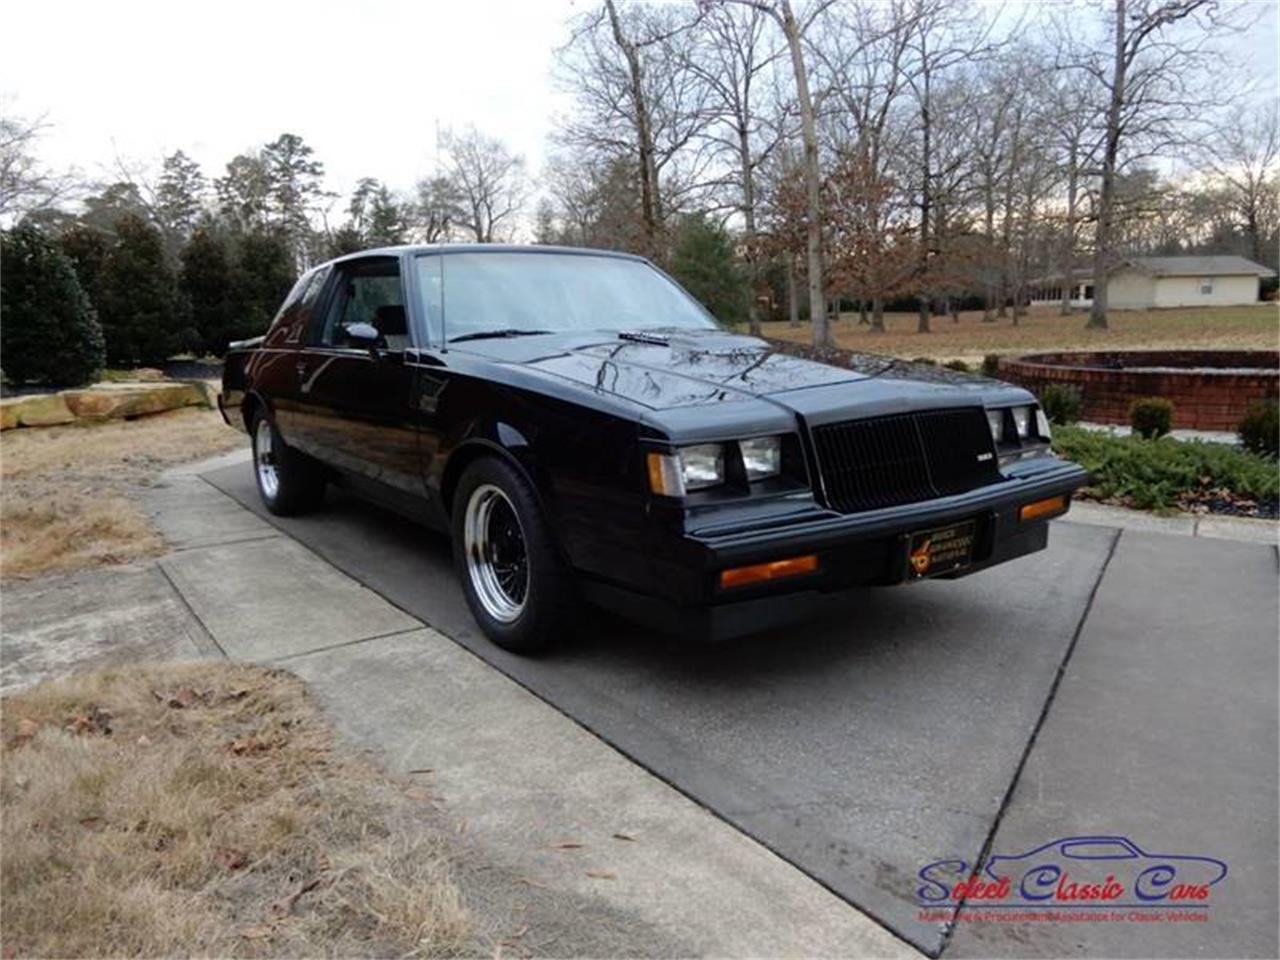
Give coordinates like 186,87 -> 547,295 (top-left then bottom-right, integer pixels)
452,457 -> 575,653
251,410 -> 326,516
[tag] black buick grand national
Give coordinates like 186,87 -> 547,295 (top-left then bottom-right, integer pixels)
220,245 -> 1088,652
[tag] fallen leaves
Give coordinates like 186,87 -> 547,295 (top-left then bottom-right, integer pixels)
64,705 -> 112,736
151,687 -> 210,709
216,848 -> 248,871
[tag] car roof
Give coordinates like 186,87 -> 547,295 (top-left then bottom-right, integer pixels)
321,243 -> 650,269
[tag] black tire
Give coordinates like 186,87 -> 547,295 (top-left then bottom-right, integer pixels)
451,456 -> 575,653
250,409 -> 326,516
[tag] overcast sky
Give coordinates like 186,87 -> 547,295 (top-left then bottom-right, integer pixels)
3,0 -> 1277,214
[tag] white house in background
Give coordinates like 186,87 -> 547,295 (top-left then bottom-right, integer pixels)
1028,255 -> 1276,310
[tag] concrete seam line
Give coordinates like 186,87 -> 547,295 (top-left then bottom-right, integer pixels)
167,533 -> 282,555
194,473 -> 449,630
156,561 -> 228,660
267,626 -> 427,664
935,525 -> 1123,958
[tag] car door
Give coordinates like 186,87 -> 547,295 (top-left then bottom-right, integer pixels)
292,255 -> 423,500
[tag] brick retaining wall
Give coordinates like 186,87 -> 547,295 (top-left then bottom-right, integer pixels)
998,351 -> 1279,431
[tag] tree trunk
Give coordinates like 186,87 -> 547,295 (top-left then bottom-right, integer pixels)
606,0 -> 660,260
1089,0 -> 1127,330
871,296 -> 885,333
916,70 -> 932,334
738,125 -> 762,336
787,253 -> 800,327
780,0 -> 829,348
858,299 -> 869,325
1060,141 -> 1079,316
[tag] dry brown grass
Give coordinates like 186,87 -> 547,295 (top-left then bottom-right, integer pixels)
0,407 -> 242,579
1,661 -> 470,958
762,303 -> 1280,361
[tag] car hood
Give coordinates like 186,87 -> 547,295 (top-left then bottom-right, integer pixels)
458,328 -> 1006,414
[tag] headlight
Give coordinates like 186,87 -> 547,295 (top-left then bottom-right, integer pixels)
680,444 -> 725,490
1036,408 -> 1051,440
986,410 -> 1004,444
740,436 -> 781,480
647,445 -> 727,496
1012,406 -> 1032,438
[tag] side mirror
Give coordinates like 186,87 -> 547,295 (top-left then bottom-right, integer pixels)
343,321 -> 380,346
342,322 -> 382,357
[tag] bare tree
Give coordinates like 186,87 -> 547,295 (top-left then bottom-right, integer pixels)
413,174 -> 464,243
556,1 -> 709,260
686,4 -> 787,334
1205,104 -> 1279,265
1064,0 -> 1244,328
0,108 -> 78,224
899,0 -> 1001,333
441,126 -> 527,243
730,0 -> 834,347
812,0 -> 919,330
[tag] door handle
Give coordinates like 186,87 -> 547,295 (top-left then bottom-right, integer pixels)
295,361 -> 308,377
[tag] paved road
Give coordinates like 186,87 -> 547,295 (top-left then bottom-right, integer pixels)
204,463 -> 1279,958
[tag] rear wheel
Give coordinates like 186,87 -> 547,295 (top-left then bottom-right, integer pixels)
452,457 -> 574,653
250,410 -> 325,516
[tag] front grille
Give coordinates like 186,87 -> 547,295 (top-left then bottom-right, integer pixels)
811,408 -> 1000,513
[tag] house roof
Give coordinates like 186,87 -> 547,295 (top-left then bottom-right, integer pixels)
1119,256 -> 1277,278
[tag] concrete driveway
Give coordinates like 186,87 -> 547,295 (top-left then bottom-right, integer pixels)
168,459 -> 1275,957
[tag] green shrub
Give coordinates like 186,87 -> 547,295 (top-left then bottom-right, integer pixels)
1052,425 -> 1279,511
943,359 -> 971,373
1238,400 -> 1279,458
0,224 -> 105,386
1130,397 -> 1174,439
1039,384 -> 1082,425
981,354 -> 1001,377
911,356 -> 938,366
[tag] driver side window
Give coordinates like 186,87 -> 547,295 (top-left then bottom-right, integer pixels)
312,258 -> 407,350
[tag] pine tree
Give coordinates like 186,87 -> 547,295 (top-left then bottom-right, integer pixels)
96,213 -> 185,366
155,150 -> 207,253
232,228 -> 296,338
180,223 -> 239,356
669,214 -> 747,326
1,224 -> 105,386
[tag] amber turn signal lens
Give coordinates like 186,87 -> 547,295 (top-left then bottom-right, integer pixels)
719,554 -> 819,589
1019,494 -> 1068,522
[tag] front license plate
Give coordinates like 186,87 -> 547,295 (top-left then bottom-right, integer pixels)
906,519 -> 977,579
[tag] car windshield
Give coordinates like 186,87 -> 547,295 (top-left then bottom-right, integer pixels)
415,251 -> 717,343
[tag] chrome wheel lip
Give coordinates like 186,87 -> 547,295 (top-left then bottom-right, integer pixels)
254,419 -> 280,501
463,483 -> 529,624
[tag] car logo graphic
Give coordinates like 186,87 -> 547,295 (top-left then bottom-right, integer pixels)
909,539 -> 932,576
977,452 -> 994,461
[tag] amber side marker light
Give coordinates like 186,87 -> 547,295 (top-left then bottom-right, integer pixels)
1020,494 -> 1068,522
719,554 -> 819,589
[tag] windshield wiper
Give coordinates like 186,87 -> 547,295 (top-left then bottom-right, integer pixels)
448,329 -> 553,343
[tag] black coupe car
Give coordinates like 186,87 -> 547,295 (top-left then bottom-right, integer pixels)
220,245 -> 1088,652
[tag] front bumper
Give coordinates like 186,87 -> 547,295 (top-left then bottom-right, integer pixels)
579,457 -> 1089,641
